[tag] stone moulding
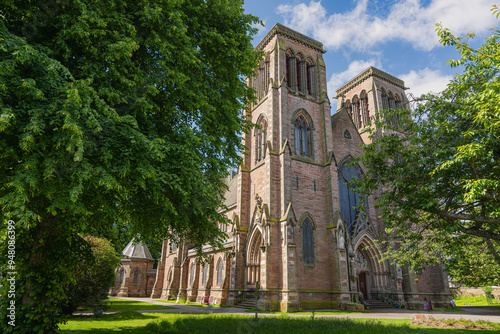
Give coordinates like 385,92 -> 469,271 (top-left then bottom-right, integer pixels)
256,23 -> 325,53
335,66 -> 407,97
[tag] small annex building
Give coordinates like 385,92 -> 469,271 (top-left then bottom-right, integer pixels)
118,23 -> 451,311
110,238 -> 157,298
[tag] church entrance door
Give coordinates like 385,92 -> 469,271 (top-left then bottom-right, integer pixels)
359,272 -> 367,299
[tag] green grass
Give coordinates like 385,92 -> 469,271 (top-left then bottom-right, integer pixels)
58,311 -> 500,333
454,295 -> 500,307
155,299 -> 223,308
86,299 -> 176,312
430,308 -> 463,312
244,309 -> 368,315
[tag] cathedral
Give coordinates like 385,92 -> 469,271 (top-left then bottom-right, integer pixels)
112,23 -> 451,311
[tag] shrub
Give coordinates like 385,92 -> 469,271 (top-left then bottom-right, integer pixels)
63,236 -> 121,314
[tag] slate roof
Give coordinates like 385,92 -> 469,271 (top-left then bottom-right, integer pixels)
122,237 -> 154,260
224,172 -> 239,208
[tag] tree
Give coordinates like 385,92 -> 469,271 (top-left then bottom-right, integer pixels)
355,7 -> 500,287
0,1 -> 261,332
62,236 -> 120,315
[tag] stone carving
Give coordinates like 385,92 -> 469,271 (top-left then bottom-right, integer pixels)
356,252 -> 368,271
338,228 -> 345,250
396,262 -> 403,279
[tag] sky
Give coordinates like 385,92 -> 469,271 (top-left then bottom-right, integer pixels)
243,0 -> 498,112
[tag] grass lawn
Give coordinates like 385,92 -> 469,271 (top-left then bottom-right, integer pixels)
244,308 -> 368,315
79,299 -> 177,312
155,299 -> 224,308
454,295 -> 500,307
430,308 -> 463,312
58,311 -> 500,333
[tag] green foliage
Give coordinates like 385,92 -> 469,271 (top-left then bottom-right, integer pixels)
355,7 -> 500,287
0,0 -> 261,332
63,236 -> 120,315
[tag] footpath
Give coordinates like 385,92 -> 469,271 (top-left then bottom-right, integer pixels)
112,297 -> 500,324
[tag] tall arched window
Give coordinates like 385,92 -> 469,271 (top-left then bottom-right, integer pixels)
302,217 -> 314,264
306,59 -> 316,97
388,92 -> 396,109
189,262 -> 196,286
202,263 -> 209,285
119,268 -> 125,285
133,269 -> 139,285
394,94 -> 402,109
352,96 -> 361,129
360,91 -> 369,127
286,50 -> 296,90
296,55 -> 302,92
216,258 -> 223,286
346,100 -> 353,118
255,118 -> 267,163
338,159 -> 363,232
295,114 -> 311,157
381,89 -> 389,110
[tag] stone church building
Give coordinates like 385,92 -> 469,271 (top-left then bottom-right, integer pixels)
141,23 -> 450,311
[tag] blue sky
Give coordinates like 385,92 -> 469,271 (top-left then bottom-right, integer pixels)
243,0 -> 498,111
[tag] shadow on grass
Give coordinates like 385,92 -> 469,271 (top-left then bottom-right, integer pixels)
59,312 -> 500,334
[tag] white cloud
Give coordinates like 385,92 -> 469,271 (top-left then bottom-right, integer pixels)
328,59 -> 382,111
277,0 -> 497,52
399,68 -> 453,98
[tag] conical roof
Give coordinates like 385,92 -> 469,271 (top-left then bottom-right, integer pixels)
122,237 -> 154,260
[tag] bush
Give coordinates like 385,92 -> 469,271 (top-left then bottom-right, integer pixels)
484,287 -> 494,304
63,236 -> 121,314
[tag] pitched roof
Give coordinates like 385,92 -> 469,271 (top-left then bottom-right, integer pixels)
224,172 -> 239,208
122,237 -> 154,260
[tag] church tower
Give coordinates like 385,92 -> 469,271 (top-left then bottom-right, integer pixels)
150,24 -> 451,312
232,23 -> 337,311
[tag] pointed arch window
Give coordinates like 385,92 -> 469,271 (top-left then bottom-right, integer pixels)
255,118 -> 267,163
360,91 -> 369,126
346,100 -> 353,118
338,159 -> 363,232
286,51 -> 296,90
381,89 -> 389,110
294,115 -> 311,157
306,59 -> 316,97
202,263 -> 209,285
216,258 -> 223,286
352,96 -> 361,129
133,269 -> 139,285
119,268 -> 125,285
302,218 -> 314,264
190,262 -> 196,286
296,56 -> 301,92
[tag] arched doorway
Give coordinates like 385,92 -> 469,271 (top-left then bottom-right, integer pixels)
246,229 -> 262,287
354,234 -> 388,300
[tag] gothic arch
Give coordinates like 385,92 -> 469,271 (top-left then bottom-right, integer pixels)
351,95 -> 362,128
381,88 -> 389,110
360,90 -> 369,126
292,109 -> 314,159
353,233 -> 388,295
254,113 -> 268,163
246,227 -> 262,285
131,267 -> 141,285
291,108 -> 315,129
299,213 -> 316,265
298,212 -> 317,229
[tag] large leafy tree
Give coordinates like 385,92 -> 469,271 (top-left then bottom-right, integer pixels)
0,0 -> 260,332
356,8 -> 500,287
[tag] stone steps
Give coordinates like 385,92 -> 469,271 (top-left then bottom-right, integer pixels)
234,299 -> 258,310
365,300 -> 396,308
